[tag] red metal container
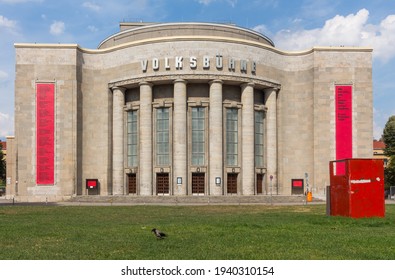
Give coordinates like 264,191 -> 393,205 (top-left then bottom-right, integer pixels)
329,159 -> 385,218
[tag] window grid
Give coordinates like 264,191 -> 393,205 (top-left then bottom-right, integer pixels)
127,110 -> 138,167
191,107 -> 205,166
156,108 -> 170,165
226,108 -> 238,166
255,111 -> 265,167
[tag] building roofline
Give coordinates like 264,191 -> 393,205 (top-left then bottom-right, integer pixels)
97,22 -> 275,49
14,40 -> 372,57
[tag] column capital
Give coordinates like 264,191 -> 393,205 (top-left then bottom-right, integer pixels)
173,79 -> 188,85
264,87 -> 280,94
111,86 -> 126,93
139,81 -> 153,87
209,79 -> 223,85
240,82 -> 255,89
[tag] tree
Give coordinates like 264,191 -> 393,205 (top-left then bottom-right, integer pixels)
383,116 -> 395,157
0,142 -> 5,183
383,116 -> 395,188
385,159 -> 395,188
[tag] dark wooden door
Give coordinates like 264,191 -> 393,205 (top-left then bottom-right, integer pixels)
192,173 -> 205,194
257,174 -> 263,194
157,173 -> 169,194
227,173 -> 238,194
128,174 -> 137,194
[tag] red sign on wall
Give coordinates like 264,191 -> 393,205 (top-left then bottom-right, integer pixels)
292,179 -> 303,188
335,85 -> 352,174
36,83 -> 55,185
291,179 -> 304,195
86,179 -> 98,189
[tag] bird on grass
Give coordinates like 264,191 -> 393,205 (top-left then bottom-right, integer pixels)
151,228 -> 167,239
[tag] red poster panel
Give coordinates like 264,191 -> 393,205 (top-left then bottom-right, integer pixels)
335,85 -> 352,174
291,179 -> 304,195
292,179 -> 303,188
36,83 -> 55,185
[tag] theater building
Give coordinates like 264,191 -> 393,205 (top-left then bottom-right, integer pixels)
6,22 -> 373,201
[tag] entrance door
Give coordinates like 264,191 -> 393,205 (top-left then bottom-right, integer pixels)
227,173 -> 238,194
192,173 -> 205,194
257,174 -> 264,194
157,173 -> 169,195
128,174 -> 137,194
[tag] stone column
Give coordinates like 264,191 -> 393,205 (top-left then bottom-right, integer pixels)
241,83 -> 255,195
139,82 -> 153,196
209,80 -> 223,195
264,88 -> 278,194
173,79 -> 187,195
112,87 -> 126,195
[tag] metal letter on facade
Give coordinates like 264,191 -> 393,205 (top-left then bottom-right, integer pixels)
228,58 -> 235,71
175,56 -> 183,69
216,54 -> 223,69
141,59 -> 148,72
190,57 -> 197,69
152,58 -> 159,70
203,56 -> 210,69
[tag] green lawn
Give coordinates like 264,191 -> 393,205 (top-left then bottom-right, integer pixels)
0,204 -> 394,260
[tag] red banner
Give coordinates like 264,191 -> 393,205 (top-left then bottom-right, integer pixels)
36,83 -> 55,185
335,85 -> 352,174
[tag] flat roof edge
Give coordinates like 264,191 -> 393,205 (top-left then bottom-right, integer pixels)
15,43 -> 80,49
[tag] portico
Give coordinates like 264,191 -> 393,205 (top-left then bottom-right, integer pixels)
110,77 -> 279,197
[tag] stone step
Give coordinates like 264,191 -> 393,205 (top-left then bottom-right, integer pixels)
67,195 -> 324,205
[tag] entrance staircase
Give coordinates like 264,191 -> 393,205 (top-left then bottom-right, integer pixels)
67,195 -> 324,205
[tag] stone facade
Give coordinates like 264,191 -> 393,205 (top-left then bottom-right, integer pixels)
8,22 -> 373,201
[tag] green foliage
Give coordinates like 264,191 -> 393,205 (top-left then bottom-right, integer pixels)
383,115 -> 395,157
383,116 -> 395,187
385,156 -> 395,188
0,205 -> 394,260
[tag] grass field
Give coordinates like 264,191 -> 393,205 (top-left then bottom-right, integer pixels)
0,204 -> 394,260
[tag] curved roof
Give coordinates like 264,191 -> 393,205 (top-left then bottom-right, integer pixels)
98,22 -> 275,49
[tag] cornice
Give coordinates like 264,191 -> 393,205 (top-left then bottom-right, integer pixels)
14,39 -> 373,57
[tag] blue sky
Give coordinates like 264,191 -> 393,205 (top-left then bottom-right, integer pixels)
1,0 -> 395,140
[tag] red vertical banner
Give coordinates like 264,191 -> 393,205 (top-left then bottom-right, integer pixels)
335,85 -> 352,174
36,83 -> 55,185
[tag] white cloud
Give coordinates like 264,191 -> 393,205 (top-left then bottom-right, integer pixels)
373,108 -> 383,140
0,70 -> 9,81
50,21 -> 65,36
198,0 -> 215,4
265,9 -> 395,63
0,112 -> 9,121
83,2 -> 101,12
197,0 -> 237,7
253,24 -> 271,36
0,15 -> 17,29
371,14 -> 395,62
0,112 -> 13,139
88,25 -> 98,32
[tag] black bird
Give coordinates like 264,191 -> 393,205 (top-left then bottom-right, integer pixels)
151,228 -> 167,239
